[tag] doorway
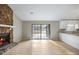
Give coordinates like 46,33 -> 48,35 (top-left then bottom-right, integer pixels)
32,24 -> 50,40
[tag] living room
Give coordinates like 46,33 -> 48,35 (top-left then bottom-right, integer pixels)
0,4 -> 79,55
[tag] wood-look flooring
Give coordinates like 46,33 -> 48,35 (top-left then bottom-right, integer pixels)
3,40 -> 79,55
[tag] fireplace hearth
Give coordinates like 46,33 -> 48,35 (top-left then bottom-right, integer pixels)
0,32 -> 16,55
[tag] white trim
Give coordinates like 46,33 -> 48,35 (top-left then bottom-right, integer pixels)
0,24 -> 14,28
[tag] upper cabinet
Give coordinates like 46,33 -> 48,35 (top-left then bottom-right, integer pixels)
0,4 -> 13,25
59,21 -> 68,29
59,20 -> 79,29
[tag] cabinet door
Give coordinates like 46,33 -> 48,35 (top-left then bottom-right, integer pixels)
59,21 -> 68,29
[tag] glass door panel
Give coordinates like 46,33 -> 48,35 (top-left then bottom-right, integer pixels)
41,25 -> 48,39
32,24 -> 41,39
32,24 -> 50,40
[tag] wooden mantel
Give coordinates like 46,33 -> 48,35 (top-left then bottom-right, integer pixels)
0,24 -> 14,28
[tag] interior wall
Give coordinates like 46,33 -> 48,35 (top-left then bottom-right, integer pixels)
13,13 -> 22,42
22,21 -> 59,40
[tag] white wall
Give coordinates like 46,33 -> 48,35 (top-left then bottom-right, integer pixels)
22,21 -> 59,40
13,13 -> 22,42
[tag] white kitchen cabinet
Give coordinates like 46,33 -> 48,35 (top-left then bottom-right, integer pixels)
59,33 -> 79,49
59,20 -> 79,29
59,21 -> 68,29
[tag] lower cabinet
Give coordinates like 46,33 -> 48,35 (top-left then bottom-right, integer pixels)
59,33 -> 79,49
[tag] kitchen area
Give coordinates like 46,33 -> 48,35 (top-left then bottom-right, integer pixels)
59,19 -> 79,49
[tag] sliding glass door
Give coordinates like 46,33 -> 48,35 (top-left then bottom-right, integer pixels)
32,24 -> 50,40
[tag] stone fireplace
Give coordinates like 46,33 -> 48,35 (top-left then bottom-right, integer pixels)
0,4 -> 13,54
0,4 -> 13,46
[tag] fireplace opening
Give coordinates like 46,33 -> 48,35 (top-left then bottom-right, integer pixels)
0,33 -> 10,47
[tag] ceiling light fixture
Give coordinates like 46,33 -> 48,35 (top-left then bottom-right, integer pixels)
30,11 -> 34,15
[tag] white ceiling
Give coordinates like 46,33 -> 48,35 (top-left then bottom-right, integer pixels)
9,4 -> 79,21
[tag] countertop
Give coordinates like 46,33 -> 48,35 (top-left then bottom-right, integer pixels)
60,31 -> 79,36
